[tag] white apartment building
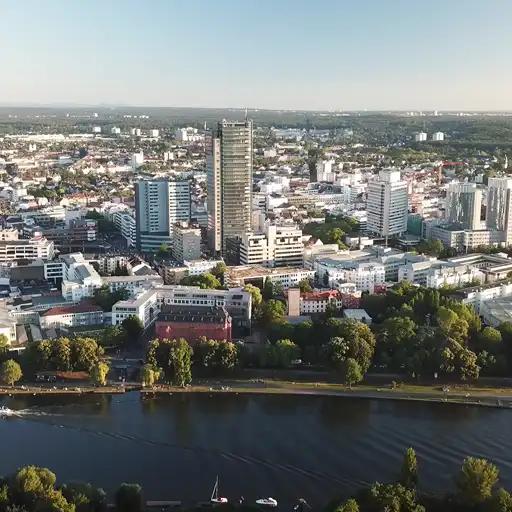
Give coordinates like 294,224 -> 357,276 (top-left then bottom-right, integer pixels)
131,151 -> 144,169
40,304 -> 104,330
454,282 -> 512,314
0,235 -> 55,263
60,253 -> 103,302
111,288 -> 159,328
299,290 -> 343,314
239,225 -> 303,267
102,274 -> 163,296
175,127 -> 202,143
316,259 -> 385,293
432,132 -> 445,141
415,132 -> 427,142
113,211 -> 136,247
367,170 -> 408,238
135,179 -> 191,253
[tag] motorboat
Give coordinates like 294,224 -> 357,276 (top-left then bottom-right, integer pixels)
0,406 -> 16,418
210,475 -> 228,505
256,497 -> 278,507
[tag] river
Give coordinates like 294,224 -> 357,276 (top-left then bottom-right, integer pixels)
0,392 -> 511,507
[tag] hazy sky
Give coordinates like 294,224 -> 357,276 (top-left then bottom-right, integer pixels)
1,0 -> 511,110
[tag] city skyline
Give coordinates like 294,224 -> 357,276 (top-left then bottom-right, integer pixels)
1,0 -> 512,111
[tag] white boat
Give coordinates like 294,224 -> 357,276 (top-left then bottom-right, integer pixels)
256,497 -> 278,507
210,475 -> 228,504
0,407 -> 16,418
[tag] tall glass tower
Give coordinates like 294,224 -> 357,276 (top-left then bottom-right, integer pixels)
207,120 -> 253,260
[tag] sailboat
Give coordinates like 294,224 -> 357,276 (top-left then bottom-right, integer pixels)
210,475 -> 228,504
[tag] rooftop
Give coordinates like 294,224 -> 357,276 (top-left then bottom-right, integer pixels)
42,304 -> 103,316
157,305 -> 230,324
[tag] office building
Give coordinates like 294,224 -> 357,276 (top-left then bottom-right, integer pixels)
239,225 -> 303,267
207,120 -> 253,259
135,179 -> 191,253
445,182 -> 483,229
486,178 -> 512,244
171,222 -> 201,263
0,234 -> 55,263
367,170 -> 408,238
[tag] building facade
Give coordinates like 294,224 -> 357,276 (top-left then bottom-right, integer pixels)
135,179 -> 191,253
207,120 -> 253,259
367,170 -> 408,238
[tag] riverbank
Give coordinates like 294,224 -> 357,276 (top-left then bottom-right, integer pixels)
141,379 -> 512,408
0,384 -> 139,395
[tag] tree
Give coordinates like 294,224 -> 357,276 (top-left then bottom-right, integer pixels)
115,483 -> 143,512
0,334 -> 9,353
274,339 -> 301,368
479,327 -> 503,349
179,273 -> 222,289
368,482 -> 425,512
71,338 -> 103,372
51,337 -> 72,371
157,243 -> 169,258
298,279 -> 313,293
490,488 -> 512,512
214,341 -> 238,371
342,358 -> 363,388
323,320 -> 376,374
211,262 -> 227,280
101,325 -> 126,347
140,364 -> 160,388
401,447 -> 418,488
90,361 -> 109,386
244,284 -> 263,313
260,299 -> 286,324
262,278 -> 274,301
12,466 -> 75,512
121,316 -> 144,341
169,338 -> 193,387
456,457 -> 499,506
0,360 -> 22,386
196,339 -> 238,372
335,499 -> 359,512
93,285 -> 129,312
61,482 -> 107,512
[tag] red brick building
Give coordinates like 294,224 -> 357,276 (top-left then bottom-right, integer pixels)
155,305 -> 232,345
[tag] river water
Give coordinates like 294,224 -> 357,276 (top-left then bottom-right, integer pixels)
0,392 -> 511,507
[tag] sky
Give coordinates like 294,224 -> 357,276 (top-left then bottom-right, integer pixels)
0,0 -> 511,111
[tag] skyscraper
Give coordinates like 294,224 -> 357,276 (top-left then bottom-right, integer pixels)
367,170 -> 408,238
135,179 -> 191,252
445,182 -> 483,229
486,178 -> 512,244
207,120 -> 253,259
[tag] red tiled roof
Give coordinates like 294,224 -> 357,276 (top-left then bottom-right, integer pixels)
300,290 -> 342,301
41,304 -> 103,316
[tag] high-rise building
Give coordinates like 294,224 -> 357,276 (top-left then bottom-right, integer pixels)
486,178 -> 512,244
171,222 -> 201,263
415,132 -> 427,142
207,120 -> 253,259
432,132 -> 445,141
445,182 -> 483,229
367,170 -> 408,238
135,179 -> 191,253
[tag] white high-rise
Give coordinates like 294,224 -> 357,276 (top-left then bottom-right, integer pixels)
445,182 -> 483,229
207,120 -> 253,259
135,179 -> 191,252
367,170 -> 408,238
486,178 -> 512,244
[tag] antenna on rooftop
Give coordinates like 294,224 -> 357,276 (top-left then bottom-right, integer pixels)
244,107 -> 248,121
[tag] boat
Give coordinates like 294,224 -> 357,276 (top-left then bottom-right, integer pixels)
255,497 -> 278,507
210,476 -> 228,505
0,407 -> 16,418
